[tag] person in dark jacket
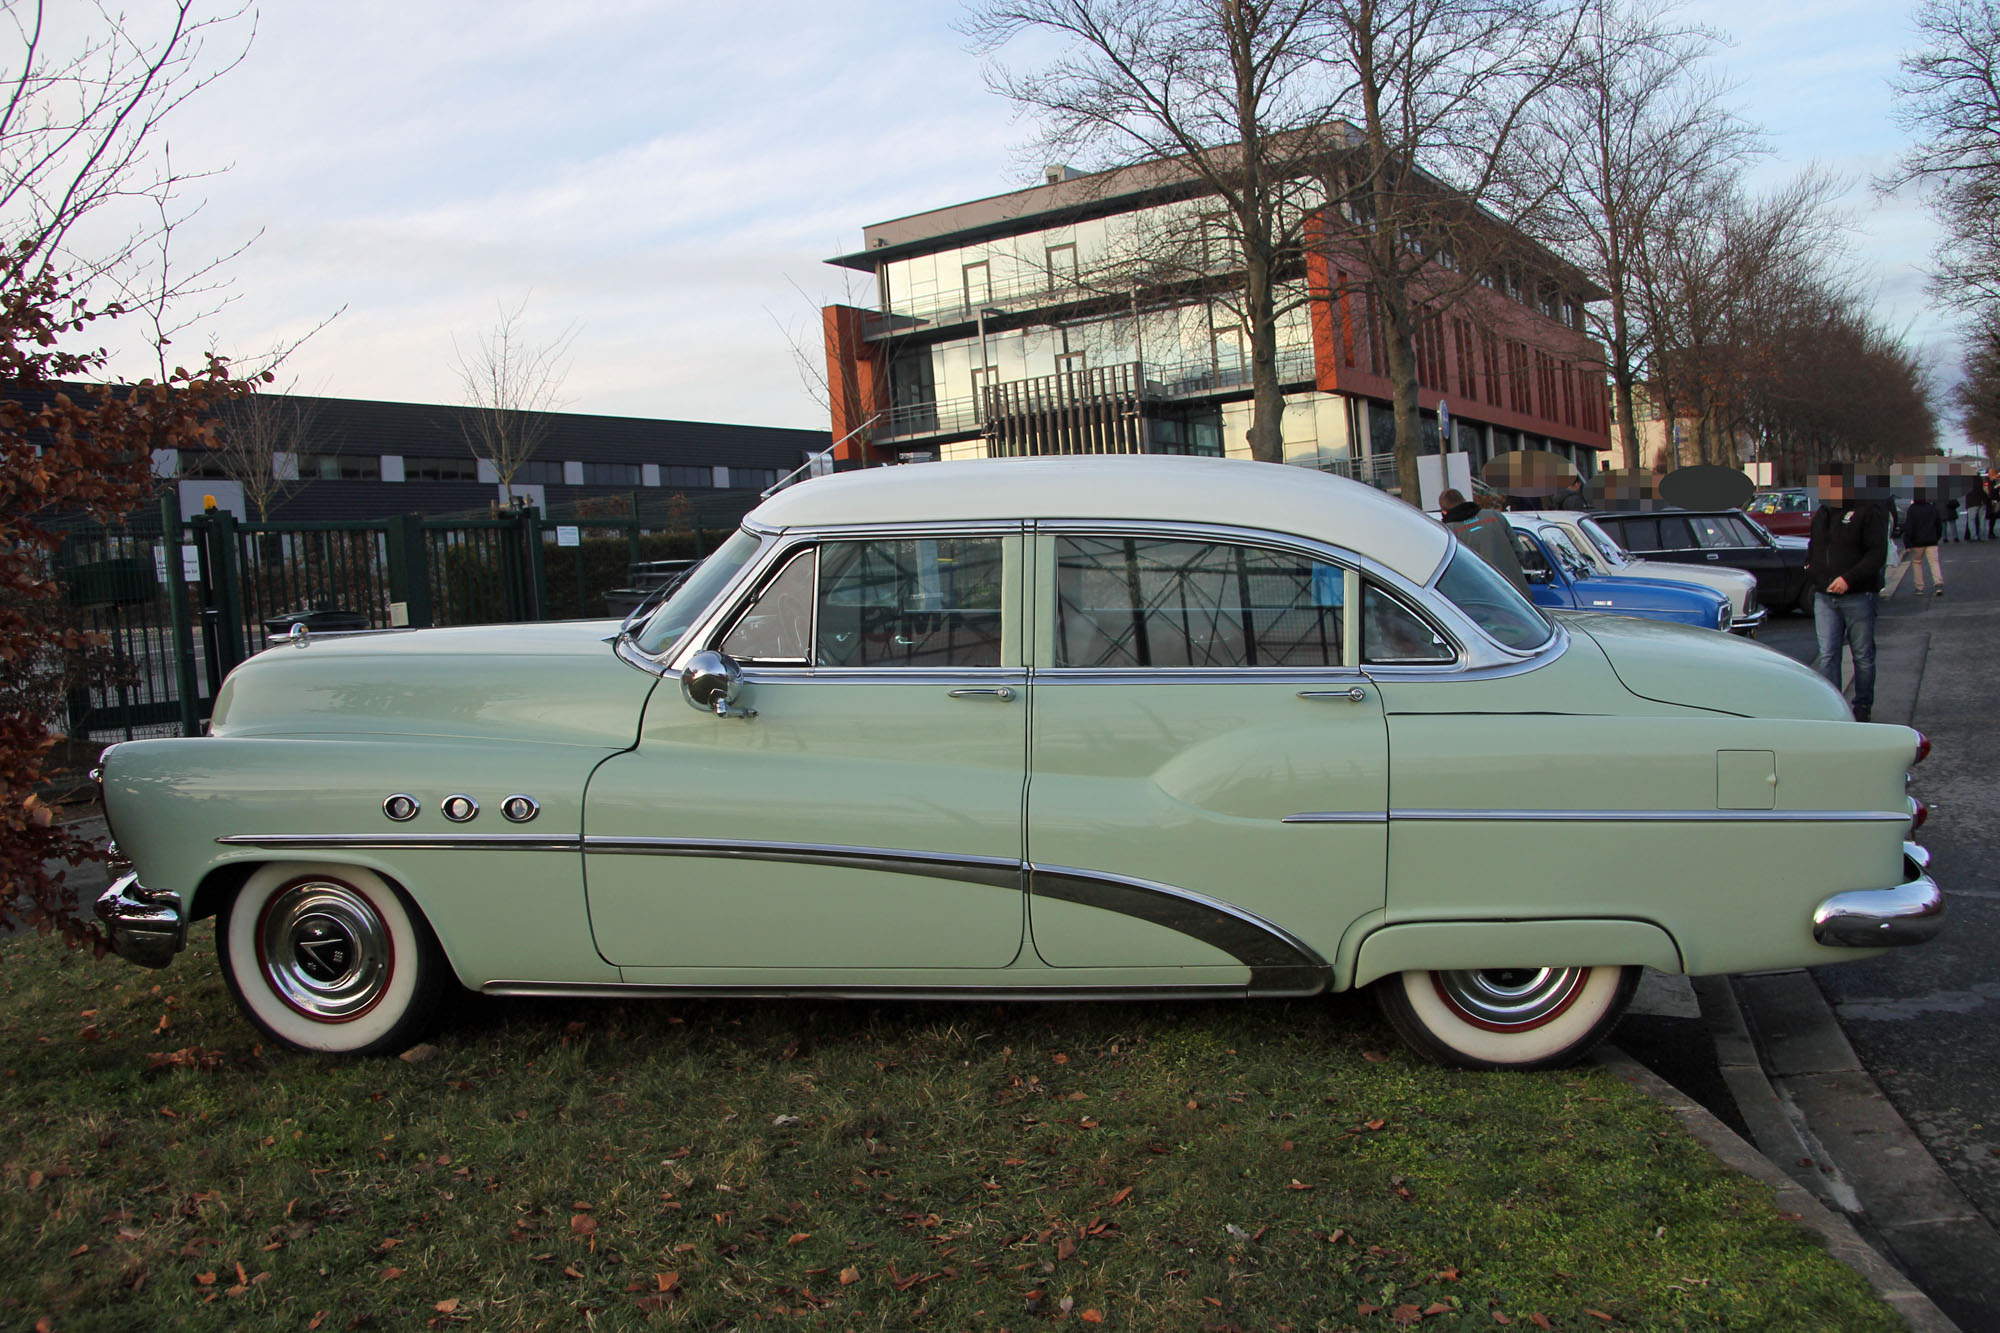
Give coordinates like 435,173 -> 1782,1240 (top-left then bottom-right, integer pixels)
1902,493 -> 1944,595
1555,475 -> 1589,510
1942,494 -> 1960,542
1807,463 -> 1890,721
1439,488 -> 1530,595
1964,478 -> 1989,541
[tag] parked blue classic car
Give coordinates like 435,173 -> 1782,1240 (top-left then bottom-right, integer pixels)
1507,515 -> 1732,632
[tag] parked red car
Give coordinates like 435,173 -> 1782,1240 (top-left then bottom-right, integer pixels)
1746,488 -> 1813,538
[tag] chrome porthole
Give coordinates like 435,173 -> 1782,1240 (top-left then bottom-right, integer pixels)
500,794 -> 540,824
1431,967 -> 1588,1031
256,879 -> 392,1020
440,794 -> 479,823
382,793 -> 420,823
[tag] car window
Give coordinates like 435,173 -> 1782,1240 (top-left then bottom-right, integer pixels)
815,538 -> 1005,668
1604,516 -> 1650,549
1579,519 -> 1630,567
1543,529 -> 1594,578
1434,548 -> 1551,651
1052,536 -> 1346,668
1691,515 -> 1743,548
1361,582 -> 1455,664
1511,530 -> 1553,579
719,549 -> 817,663
1724,515 -> 1767,545
633,528 -> 761,655
1656,516 -> 1694,550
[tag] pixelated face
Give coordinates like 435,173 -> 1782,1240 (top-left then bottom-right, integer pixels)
1817,473 -> 1849,505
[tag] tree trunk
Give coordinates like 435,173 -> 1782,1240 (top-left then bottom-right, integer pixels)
1243,245 -> 1286,463
1379,279 -> 1424,501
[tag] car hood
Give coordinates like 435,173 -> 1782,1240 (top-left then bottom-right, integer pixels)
1571,613 -> 1848,719
209,620 -> 659,747
1623,557 -> 1755,598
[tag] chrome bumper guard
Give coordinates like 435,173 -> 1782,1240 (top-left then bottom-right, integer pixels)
1812,843 -> 1942,948
1731,607 -> 1767,634
94,873 -> 187,969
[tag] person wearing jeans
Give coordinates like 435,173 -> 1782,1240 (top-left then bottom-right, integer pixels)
1807,464 -> 1890,722
1902,493 -> 1944,595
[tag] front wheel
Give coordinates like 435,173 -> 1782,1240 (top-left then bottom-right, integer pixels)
1376,965 -> 1640,1070
217,862 -> 447,1055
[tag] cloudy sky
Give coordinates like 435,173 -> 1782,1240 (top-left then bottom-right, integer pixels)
92,0 -> 1959,438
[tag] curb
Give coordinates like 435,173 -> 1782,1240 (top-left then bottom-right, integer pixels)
1596,1047 -> 1958,1332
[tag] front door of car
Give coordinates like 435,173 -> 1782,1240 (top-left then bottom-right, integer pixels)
1024,531 -> 1394,989
1690,512 -> 1792,604
1510,530 -> 1578,611
583,532 -> 1029,972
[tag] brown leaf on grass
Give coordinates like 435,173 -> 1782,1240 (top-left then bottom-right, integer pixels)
1365,1118 -> 1387,1131
307,1312 -> 328,1330
1391,1306 -> 1422,1325
1363,1050 -> 1389,1062
69,1244 -> 87,1257
571,1215 -> 598,1238
563,1265 -> 585,1280
1584,1311 -> 1613,1322
1081,1310 -> 1104,1323
1108,1186 -> 1133,1206
1436,1268 -> 1460,1281
1492,1316 -> 1512,1327
655,1271 -> 681,1292
788,1233 -> 812,1246
1053,1053 -> 1069,1064
194,1273 -> 215,1287
1425,1303 -> 1453,1315
375,1238 -> 403,1254
235,1263 -> 248,1287
1286,1180 -> 1314,1191
1529,1316 -> 1552,1330
839,1266 -> 861,1285
1357,1303 -> 1382,1315
1056,1237 -> 1077,1260
381,1267 -> 403,1281
434,1298 -> 459,1313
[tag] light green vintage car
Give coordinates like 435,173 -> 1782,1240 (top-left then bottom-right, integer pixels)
95,456 -> 1940,1069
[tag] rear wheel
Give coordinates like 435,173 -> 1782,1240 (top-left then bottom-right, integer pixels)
217,862 -> 446,1055
1376,965 -> 1640,1070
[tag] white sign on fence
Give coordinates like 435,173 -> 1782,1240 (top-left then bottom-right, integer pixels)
156,545 -> 201,583
556,525 -> 581,547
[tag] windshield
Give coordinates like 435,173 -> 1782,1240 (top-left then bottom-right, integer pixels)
1578,518 -> 1631,568
632,528 -> 763,655
1544,529 -> 1594,580
1435,547 -> 1553,652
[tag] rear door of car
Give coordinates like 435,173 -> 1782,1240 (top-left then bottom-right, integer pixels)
1022,526 -> 1390,992
582,528 -> 1030,973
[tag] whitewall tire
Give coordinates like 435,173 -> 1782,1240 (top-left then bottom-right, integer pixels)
1376,965 -> 1640,1070
218,862 -> 446,1056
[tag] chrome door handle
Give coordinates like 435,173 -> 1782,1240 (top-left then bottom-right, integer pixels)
948,686 -> 1016,701
1298,687 -> 1367,702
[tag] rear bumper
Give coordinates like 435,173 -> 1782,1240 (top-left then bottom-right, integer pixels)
1730,607 -> 1767,634
94,873 -> 187,969
1812,843 -> 1942,947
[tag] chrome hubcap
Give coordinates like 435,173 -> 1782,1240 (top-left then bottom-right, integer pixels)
1433,967 -> 1588,1030
259,881 -> 390,1020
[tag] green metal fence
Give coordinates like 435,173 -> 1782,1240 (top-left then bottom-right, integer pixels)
51,497 -> 733,747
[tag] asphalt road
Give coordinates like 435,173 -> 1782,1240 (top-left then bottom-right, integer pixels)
1756,535 -> 2000,1230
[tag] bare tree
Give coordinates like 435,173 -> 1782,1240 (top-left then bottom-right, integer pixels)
1527,0 -> 1756,470
209,389 -> 323,519
1886,0 -> 2000,315
452,298 -> 577,507
1954,315 -> 2000,459
966,0 -> 1350,463
1309,0 -> 1590,498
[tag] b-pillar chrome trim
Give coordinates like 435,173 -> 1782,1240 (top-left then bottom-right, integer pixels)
95,873 -> 186,969
1812,843 -> 1943,947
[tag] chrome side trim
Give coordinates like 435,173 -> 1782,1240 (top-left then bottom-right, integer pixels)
216,833 -> 580,852
581,836 -> 1023,890
483,981 -> 1261,1002
1280,812 -> 1389,824
1813,843 -> 1943,947
1029,862 -> 1327,993
1386,808 -> 1913,824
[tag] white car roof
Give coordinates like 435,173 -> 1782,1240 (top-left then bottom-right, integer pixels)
749,456 -> 1451,584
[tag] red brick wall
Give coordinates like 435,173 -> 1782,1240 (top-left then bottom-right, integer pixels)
822,305 -> 890,465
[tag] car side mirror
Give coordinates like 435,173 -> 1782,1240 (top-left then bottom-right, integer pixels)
1525,568 -> 1551,585
682,650 -> 756,719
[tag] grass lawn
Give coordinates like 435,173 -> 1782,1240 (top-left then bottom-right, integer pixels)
1,922 -> 1900,1332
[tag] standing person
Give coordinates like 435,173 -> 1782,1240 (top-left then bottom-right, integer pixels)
1555,474 -> 1589,510
1942,493 -> 1959,542
1807,463 -> 1890,722
1903,491 -> 1945,596
1438,488 -> 1530,595
1963,476 -> 1988,541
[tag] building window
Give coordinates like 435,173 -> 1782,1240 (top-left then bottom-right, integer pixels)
660,465 -> 714,490
404,456 -> 480,481
729,467 -> 778,490
299,453 -> 381,480
581,462 -> 642,486
513,459 -> 565,486
179,452 -> 233,479
1045,243 -> 1078,287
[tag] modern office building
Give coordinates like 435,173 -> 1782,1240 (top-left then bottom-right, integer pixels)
820,143 -> 1610,484
155,391 -> 829,523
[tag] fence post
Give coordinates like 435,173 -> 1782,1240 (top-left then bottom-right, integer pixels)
519,506 -> 548,622
627,491 -> 641,570
158,493 -> 202,736
384,514 -> 433,628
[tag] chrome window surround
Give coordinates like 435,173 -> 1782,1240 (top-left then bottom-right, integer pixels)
716,545 -> 819,667
617,517 -> 1556,681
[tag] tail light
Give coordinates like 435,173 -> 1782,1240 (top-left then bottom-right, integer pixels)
1912,731 -> 1931,765
1910,796 -> 1928,832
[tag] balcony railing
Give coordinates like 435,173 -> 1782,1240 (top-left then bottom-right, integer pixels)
876,349 -> 1320,443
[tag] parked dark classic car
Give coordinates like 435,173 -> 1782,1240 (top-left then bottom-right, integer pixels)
1589,508 -> 1812,615
94,458 -> 1939,1070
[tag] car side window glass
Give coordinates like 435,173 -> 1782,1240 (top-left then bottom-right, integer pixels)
1511,530 -> 1552,580
1722,515 -> 1763,545
1691,516 -> 1737,548
1545,530 -> 1592,577
1052,536 -> 1345,668
719,549 -> 816,664
1656,517 -> 1694,549
1609,517 -> 1652,549
815,537 -> 1004,668
1361,582 -> 1455,664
